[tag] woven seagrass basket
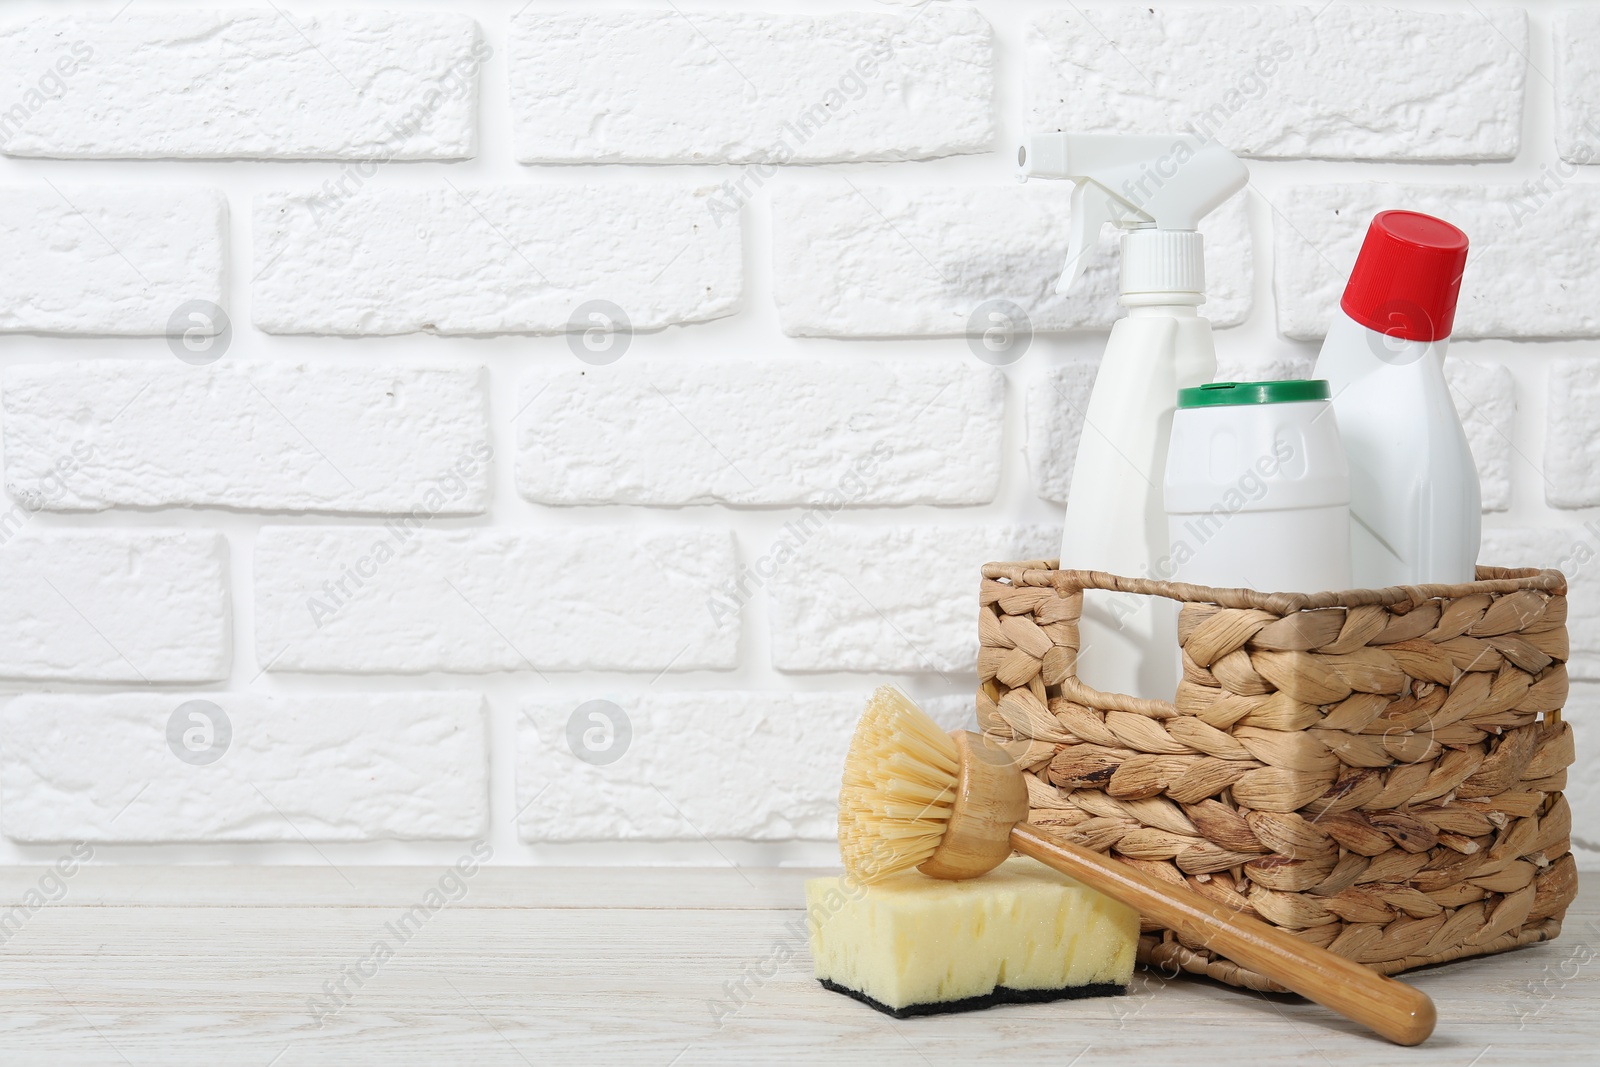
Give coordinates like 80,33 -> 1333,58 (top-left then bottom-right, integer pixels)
977,561 -> 1578,992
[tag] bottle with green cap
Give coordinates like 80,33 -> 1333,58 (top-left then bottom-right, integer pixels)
1162,379 -> 1352,593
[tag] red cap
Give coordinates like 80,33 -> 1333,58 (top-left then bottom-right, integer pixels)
1339,210 -> 1469,342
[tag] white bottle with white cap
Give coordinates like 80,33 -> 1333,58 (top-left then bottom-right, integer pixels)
1021,134 -> 1248,701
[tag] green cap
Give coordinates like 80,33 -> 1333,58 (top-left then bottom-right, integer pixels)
1176,379 -> 1331,408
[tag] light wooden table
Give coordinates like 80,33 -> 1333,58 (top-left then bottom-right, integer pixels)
0,867 -> 1594,1065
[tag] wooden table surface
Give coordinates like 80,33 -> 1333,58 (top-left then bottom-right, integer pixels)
0,866 -> 1594,1065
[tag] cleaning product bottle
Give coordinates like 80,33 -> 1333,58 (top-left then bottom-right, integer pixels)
1164,380 -> 1351,594
1312,211 -> 1479,587
1021,133 -> 1248,700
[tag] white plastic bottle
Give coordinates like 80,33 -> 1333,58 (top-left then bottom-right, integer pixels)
1312,211 -> 1480,587
1021,134 -> 1248,700
1164,380 -> 1351,594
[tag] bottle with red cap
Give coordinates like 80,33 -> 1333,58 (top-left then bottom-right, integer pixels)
1313,210 -> 1480,587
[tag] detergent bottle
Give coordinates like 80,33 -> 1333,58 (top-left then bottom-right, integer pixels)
1313,210 -> 1479,587
1021,133 -> 1247,700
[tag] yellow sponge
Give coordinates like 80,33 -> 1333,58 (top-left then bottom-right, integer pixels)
806,856 -> 1139,1017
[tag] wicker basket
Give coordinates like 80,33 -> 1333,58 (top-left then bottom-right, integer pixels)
977,562 -> 1578,992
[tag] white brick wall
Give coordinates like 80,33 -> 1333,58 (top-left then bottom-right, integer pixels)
516,359 -> 1002,507
509,8 -> 994,164
1555,7 -> 1600,164
1546,359 -> 1600,508
517,692 -> 974,842
253,186 -> 742,334
253,527 -> 737,673
0,530 -> 229,683
0,11 -> 482,160
2,362 -> 491,513
0,187 -> 224,334
1,692 -> 486,841
1028,5 -> 1526,160
0,0 -> 1593,871
1026,362 -> 1098,506
1447,360 -> 1517,513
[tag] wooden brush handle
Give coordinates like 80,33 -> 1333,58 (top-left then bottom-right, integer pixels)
1009,823 -> 1436,1046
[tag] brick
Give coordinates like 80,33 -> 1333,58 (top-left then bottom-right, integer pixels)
0,530 -> 228,683
1028,5 -> 1524,160
1026,362 -> 1098,505
2,362 -> 490,514
517,690 -> 978,842
517,360 -> 1002,507
0,187 -> 223,334
1446,359 -> 1516,513
0,10 -> 481,159
1556,8 -> 1600,164
765,525 -> 1057,673
1273,184 -> 1600,340
772,186 -> 1250,337
509,8 -> 992,164
1479,527 -> 1600,680
253,186 -> 741,335
1,692 -> 486,842
1545,359 -> 1600,508
255,527 -> 736,673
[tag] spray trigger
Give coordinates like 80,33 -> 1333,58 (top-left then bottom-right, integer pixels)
1021,132 -> 1248,299
1060,184 -> 1118,296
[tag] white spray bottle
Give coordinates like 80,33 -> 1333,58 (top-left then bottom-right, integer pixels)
1021,134 -> 1248,701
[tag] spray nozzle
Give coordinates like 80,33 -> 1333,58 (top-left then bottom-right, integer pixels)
1019,133 -> 1248,296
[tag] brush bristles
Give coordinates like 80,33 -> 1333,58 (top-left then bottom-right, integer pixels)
838,686 -> 961,883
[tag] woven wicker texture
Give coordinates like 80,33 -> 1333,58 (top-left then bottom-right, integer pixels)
978,562 -> 1578,991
